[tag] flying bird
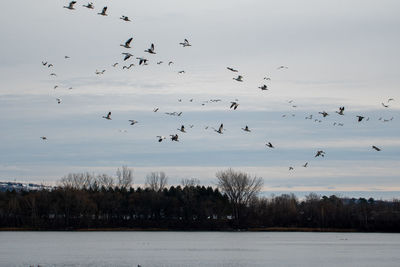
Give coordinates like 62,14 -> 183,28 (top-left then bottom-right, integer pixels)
178,125 -> 186,133
382,103 -> 389,108
258,85 -> 268,90
266,142 -> 274,148
388,98 -> 394,102
242,125 -> 251,132
372,145 -> 381,151
336,106 -> 345,115
303,162 -> 308,168
50,73 -> 57,76
42,61 -> 47,66
95,69 -> 106,75
227,67 -> 238,72
356,116 -> 365,122
319,111 -> 329,117
112,63 -> 119,67
153,108 -> 159,112
170,134 -> 179,141
122,52 -> 133,61
56,98 -> 61,104
179,39 -> 191,47
178,70 -> 185,74
157,136 -> 166,142
40,136 -> 47,140
277,66 -> 288,70
168,61 -> 174,66
129,120 -> 138,125
230,102 -> 239,110
102,112 -> 112,120
122,64 -> 134,69
214,124 -> 224,134
157,61 -> 163,64
136,57 -> 148,65
233,75 -> 243,82
82,2 -> 94,9
120,37 -> 133,48
48,64 -> 53,68
315,150 -> 325,157
289,166 -> 294,171
98,6 -> 108,16
63,1 -> 77,10
144,43 -> 156,54
120,15 -> 131,22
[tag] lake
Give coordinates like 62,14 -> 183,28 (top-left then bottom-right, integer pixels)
1,231 -> 399,266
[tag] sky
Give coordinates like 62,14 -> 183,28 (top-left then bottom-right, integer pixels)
1,0 -> 399,197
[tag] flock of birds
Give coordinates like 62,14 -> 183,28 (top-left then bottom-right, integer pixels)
38,1 -> 397,173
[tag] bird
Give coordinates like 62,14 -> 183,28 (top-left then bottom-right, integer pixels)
98,6 -> 108,16
95,69 -> 106,75
157,61 -> 163,64
356,116 -> 365,122
63,1 -> 77,10
214,124 -> 224,134
41,61 -> 47,66
64,56 -> 70,59
122,64 -> 134,69
266,142 -> 274,148
56,98 -> 61,104
233,75 -> 243,82
112,63 -> 118,67
178,70 -> 185,74
315,150 -> 325,157
157,136 -> 166,142
170,134 -> 179,141
319,111 -> 329,117
382,103 -> 389,108
47,64 -> 53,68
303,162 -> 308,167
129,120 -> 138,125
388,98 -> 394,102
53,85 -> 58,90
122,53 -> 133,61
372,145 -> 381,151
40,136 -> 47,140
258,85 -> 268,90
120,15 -> 131,22
50,73 -> 57,76
179,39 -> 191,47
336,106 -> 345,115
263,77 -> 271,80
120,37 -> 133,48
289,166 -> 294,171
144,43 -> 156,54
153,108 -> 159,112
178,125 -> 186,133
230,102 -> 239,110
242,126 -> 251,132
102,112 -> 112,120
82,2 -> 94,9
305,115 -> 313,120
136,57 -> 148,65
168,61 -> 174,66
227,67 -> 238,72
277,66 -> 288,70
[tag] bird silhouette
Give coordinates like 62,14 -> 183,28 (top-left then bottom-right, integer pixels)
178,125 -> 186,133
336,106 -> 345,115
120,15 -> 131,22
82,2 -> 94,9
242,126 -> 251,132
258,85 -> 268,90
230,102 -> 239,110
122,53 -> 133,61
372,145 -> 381,151
227,67 -> 238,72
63,1 -> 77,10
121,37 -> 133,48
157,136 -> 166,142
179,39 -> 191,47
98,6 -> 108,16
102,112 -> 112,120
315,150 -> 325,157
233,75 -> 243,82
356,116 -> 365,122
266,142 -> 274,148
214,124 -> 224,134
144,43 -> 156,54
170,134 -> 179,141
129,120 -> 138,125
319,111 -> 329,117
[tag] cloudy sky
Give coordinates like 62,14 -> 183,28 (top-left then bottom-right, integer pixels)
1,0 -> 399,196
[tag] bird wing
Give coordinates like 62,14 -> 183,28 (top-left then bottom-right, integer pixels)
102,6 -> 107,13
126,38 -> 133,46
151,43 -> 155,51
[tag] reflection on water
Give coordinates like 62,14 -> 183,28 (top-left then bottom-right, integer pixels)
0,232 -> 399,267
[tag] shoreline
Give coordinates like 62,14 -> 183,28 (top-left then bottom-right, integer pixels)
0,227 -> 364,232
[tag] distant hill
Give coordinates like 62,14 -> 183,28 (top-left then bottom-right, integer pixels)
0,181 -> 53,192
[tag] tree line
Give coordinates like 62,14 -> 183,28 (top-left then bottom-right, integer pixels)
0,168 -> 399,232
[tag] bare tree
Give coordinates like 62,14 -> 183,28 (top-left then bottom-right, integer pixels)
145,171 -> 168,191
96,174 -> 115,189
181,178 -> 200,187
59,172 -> 94,190
216,168 -> 263,225
116,166 -> 133,189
